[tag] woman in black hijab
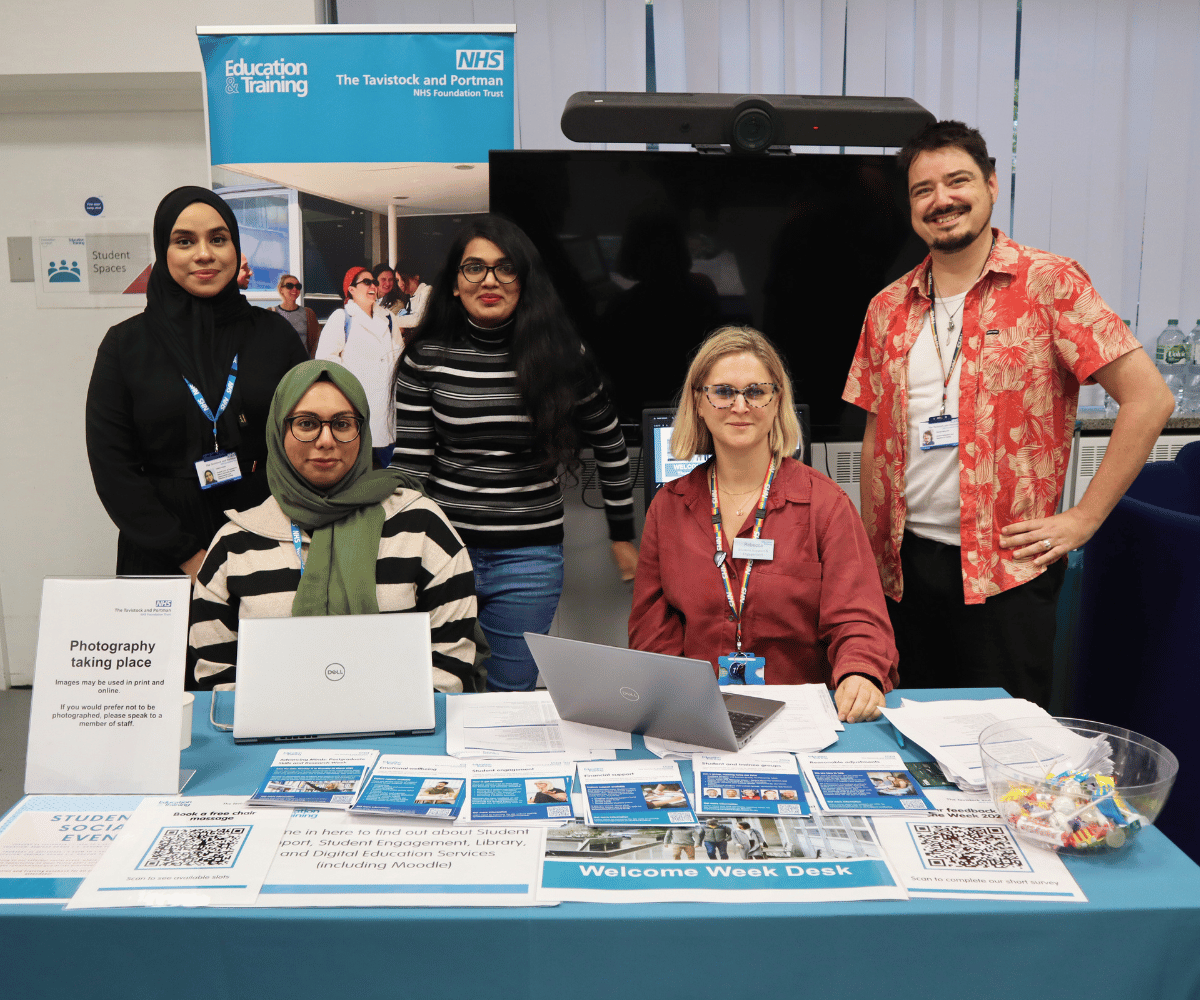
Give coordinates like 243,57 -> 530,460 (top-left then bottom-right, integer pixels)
86,186 -> 308,580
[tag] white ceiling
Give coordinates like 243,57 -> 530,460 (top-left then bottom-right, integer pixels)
217,161 -> 490,217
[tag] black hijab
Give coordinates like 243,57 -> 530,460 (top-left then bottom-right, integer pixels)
146,186 -> 255,416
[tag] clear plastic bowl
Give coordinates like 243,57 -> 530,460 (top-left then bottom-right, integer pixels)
978,717 -> 1178,854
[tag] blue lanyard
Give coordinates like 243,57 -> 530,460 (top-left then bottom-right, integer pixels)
290,521 -> 305,577
181,354 -> 238,452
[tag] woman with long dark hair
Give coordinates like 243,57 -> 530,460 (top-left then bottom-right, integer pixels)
391,215 -> 637,691
86,186 -> 308,585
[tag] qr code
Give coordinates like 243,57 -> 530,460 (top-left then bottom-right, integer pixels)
545,805 -> 571,818
910,823 -> 1031,871
777,803 -> 802,815
139,826 -> 249,870
900,798 -> 927,809
667,811 -> 693,823
424,808 -> 452,818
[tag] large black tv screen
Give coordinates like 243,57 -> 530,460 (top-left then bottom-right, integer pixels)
489,149 -> 928,442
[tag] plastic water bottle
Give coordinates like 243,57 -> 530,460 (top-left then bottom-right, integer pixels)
1155,319 -> 1186,413
1104,319 -> 1133,418
1183,319 -> 1200,414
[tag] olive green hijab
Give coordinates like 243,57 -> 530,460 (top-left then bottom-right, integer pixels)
266,360 -> 423,616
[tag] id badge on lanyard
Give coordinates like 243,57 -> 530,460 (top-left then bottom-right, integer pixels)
184,355 -> 242,490
718,651 -> 766,685
711,460 -> 776,686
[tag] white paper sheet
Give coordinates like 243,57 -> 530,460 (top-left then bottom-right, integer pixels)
66,795 -> 291,908
0,795 -> 144,903
445,691 -> 628,759
256,808 -> 550,907
872,815 -> 1087,901
880,698 -> 1055,791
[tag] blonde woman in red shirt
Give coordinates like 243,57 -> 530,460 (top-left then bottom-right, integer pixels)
629,326 -> 897,723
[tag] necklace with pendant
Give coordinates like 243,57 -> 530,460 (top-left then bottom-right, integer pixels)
719,485 -> 758,519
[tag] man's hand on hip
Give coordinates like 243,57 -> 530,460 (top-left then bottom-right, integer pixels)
999,506 -> 1101,566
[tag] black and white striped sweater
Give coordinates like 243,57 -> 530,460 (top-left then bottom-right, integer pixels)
390,327 -> 635,548
187,490 -> 478,688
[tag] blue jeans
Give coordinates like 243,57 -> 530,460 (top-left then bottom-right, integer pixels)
468,544 -> 564,692
373,444 -> 396,468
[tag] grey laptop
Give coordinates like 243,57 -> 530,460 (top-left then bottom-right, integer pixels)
233,613 -> 436,744
524,633 -> 785,752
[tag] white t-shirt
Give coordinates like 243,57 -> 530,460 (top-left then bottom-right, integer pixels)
904,291 -> 966,546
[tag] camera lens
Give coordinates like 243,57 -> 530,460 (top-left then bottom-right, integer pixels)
732,108 -> 772,152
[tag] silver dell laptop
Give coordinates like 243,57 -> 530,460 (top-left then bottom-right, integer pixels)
233,613 -> 436,744
525,633 -> 785,752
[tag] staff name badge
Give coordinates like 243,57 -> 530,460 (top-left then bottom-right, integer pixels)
732,537 -> 774,560
718,651 -> 766,685
918,414 -> 958,450
195,450 -> 242,489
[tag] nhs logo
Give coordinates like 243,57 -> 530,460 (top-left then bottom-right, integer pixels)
456,50 -> 504,70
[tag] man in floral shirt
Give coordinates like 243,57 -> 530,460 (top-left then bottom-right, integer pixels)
843,120 -> 1173,705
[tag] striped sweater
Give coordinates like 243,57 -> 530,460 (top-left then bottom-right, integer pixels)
391,327 -> 635,548
187,490 -> 478,689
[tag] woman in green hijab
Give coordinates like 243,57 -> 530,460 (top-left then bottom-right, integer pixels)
187,360 -> 479,691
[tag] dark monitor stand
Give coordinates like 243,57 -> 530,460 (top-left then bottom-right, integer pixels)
641,404 -> 811,512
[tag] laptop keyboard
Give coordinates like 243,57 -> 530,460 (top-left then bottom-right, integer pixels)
727,710 -> 765,738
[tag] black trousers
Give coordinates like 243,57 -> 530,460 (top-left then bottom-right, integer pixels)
886,531 -> 1066,708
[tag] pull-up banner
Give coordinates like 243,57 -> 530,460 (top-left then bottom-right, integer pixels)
197,25 -> 515,164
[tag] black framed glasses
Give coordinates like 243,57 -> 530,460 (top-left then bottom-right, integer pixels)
699,383 -> 779,408
285,415 -> 363,443
352,278 -> 378,288
458,261 -> 519,283
281,281 -> 302,291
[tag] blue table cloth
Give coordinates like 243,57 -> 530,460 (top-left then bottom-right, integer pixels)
4,688 -> 1199,1000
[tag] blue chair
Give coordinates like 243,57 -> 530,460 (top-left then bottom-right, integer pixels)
1071,442 -> 1200,863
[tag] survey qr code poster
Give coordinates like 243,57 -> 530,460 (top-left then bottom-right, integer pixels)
138,826 -> 251,870
909,823 -> 1033,872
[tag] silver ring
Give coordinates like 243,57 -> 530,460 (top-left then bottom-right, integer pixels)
1043,539 -> 1052,551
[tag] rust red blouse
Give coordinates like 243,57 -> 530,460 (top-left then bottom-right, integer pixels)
629,458 -> 898,690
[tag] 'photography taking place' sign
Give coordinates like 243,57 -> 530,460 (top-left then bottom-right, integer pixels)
25,577 -> 191,795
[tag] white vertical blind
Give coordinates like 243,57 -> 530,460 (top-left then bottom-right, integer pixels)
1016,0 -> 1200,377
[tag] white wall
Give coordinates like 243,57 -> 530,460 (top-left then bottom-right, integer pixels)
0,1 -> 320,687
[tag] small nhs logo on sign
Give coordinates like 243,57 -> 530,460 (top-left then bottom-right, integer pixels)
156,600 -> 172,608
456,50 -> 504,70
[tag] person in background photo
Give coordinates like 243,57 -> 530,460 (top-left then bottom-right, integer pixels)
393,256 -> 432,341
316,266 -> 403,468
392,215 -> 637,692
703,819 -> 731,860
629,326 -> 898,723
373,263 -> 403,317
271,273 -> 320,357
86,186 -> 308,592
187,360 -> 478,692
733,821 -> 766,859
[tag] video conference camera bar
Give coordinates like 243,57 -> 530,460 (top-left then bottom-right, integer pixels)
562,92 -> 935,154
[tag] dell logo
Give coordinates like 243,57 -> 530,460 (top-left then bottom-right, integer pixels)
325,663 -> 345,681
620,686 -> 640,702
456,49 -> 504,70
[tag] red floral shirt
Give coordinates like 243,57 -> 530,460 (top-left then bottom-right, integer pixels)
842,230 -> 1141,605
